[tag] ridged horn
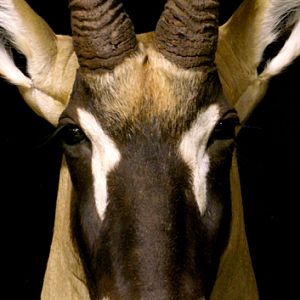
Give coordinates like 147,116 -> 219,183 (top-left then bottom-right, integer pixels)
155,0 -> 219,70
69,0 -> 137,71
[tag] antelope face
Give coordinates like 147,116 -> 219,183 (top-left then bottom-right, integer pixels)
57,0 -> 238,299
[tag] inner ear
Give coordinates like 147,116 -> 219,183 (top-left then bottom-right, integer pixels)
0,32 -> 29,77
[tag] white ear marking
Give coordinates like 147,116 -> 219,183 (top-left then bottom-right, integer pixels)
0,44 -> 32,88
263,18 -> 300,78
0,0 -> 57,76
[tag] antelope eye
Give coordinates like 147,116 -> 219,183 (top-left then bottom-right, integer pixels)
210,112 -> 240,141
58,124 -> 87,146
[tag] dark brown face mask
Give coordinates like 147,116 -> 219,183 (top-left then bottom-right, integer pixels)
0,0 -> 299,300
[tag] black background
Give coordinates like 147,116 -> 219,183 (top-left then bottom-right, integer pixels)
0,0 -> 299,299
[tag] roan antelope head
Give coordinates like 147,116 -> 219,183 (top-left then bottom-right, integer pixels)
0,0 -> 299,299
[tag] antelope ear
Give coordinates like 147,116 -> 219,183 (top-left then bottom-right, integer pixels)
216,0 -> 300,124
0,0 -> 78,126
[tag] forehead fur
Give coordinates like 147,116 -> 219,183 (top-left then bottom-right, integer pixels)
74,33 -> 220,135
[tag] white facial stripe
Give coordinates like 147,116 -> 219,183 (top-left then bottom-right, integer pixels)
77,108 -> 121,219
179,104 -> 220,215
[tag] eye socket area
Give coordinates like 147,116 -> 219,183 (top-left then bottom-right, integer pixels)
56,123 -> 88,146
209,109 -> 240,142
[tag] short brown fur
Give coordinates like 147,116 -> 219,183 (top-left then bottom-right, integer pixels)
80,34 -> 218,137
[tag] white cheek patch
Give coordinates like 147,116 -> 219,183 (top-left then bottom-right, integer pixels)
179,104 -> 220,215
77,108 -> 121,219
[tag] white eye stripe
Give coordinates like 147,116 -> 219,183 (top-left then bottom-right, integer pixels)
179,104 -> 220,215
77,108 -> 121,219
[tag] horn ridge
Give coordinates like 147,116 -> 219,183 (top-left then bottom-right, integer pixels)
69,0 -> 137,71
155,0 -> 219,70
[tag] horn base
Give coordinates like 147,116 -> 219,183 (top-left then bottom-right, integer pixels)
155,0 -> 219,70
70,0 -> 137,71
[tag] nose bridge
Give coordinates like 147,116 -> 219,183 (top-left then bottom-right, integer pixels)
116,141 -> 172,211
111,131 -> 195,219
120,134 -> 177,196
105,137 -> 209,298
118,148 -> 184,298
